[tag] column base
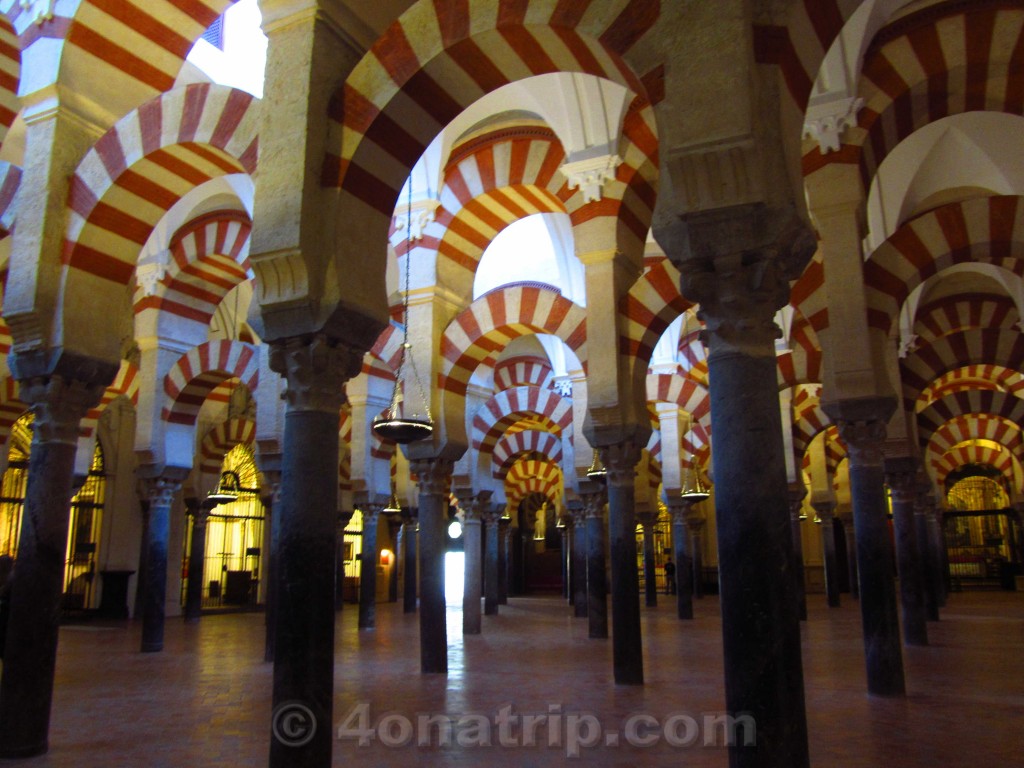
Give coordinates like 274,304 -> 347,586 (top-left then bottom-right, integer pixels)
141,641 -> 164,653
0,741 -> 48,758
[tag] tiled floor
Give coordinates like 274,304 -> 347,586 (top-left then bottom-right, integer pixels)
5,590 -> 1023,766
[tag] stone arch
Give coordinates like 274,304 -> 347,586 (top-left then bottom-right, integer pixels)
162,340 -> 259,425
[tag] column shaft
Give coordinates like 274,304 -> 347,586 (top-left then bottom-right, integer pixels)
184,508 -> 209,623
820,517 -> 841,607
888,475 -> 927,646
671,509 -> 694,619
843,519 -> 859,598
358,510 -> 380,630
484,514 -> 500,615
412,459 -> 452,674
641,519 -> 657,607
572,513 -> 588,618
691,524 -> 704,598
463,507 -> 483,635
585,499 -> 608,639
401,517 -> 417,613
498,518 -> 509,604
141,482 -> 177,652
916,509 -> 939,621
264,494 -> 278,663
606,462 -> 643,685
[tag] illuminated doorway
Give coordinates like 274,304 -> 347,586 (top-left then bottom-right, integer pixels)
945,468 -> 1022,589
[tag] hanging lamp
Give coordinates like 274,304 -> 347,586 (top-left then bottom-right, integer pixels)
373,177 -> 434,444
383,491 -> 402,515
586,448 -> 607,481
680,464 -> 710,502
207,471 -> 240,506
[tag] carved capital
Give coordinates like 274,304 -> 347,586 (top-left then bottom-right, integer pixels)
823,397 -> 896,469
812,501 -> 836,521
19,0 -> 55,25
466,491 -> 492,522
884,457 -> 921,503
20,375 -> 105,446
559,153 -> 622,204
140,477 -> 181,509
268,334 -> 362,414
802,97 -> 864,154
581,490 -> 607,519
599,439 -> 642,489
410,457 -> 454,498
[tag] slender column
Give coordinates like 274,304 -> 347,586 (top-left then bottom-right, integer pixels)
582,489 -> 608,639
789,484 -> 808,620
140,477 -> 181,652
262,472 -> 281,663
498,515 -> 509,604
401,511 -> 417,613
885,460 -> 928,646
840,512 -> 859,598
0,375 -> 103,757
462,494 -> 488,635
814,502 -> 841,608
358,505 -> 381,630
268,334 -> 361,766
667,498 -> 694,619
638,509 -> 658,607
559,517 -> 570,600
484,508 -> 501,615
570,506 -> 588,618
689,514 -> 706,599
915,493 -> 940,621
184,502 -> 211,623
827,405 -> 905,696
410,457 -> 454,674
601,441 -> 644,685
929,507 -> 947,606
679,228 -> 811,767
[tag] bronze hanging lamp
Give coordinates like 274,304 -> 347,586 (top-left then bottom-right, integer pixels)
586,448 -> 607,481
373,177 -> 434,444
207,470 -> 240,506
680,462 -> 710,502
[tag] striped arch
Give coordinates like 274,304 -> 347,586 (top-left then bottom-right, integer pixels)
619,258 -> 690,362
681,421 -> 712,470
162,340 -> 259,425
137,210 -> 253,329
789,251 -> 828,333
918,365 -> 1024,410
0,375 -> 22,443
80,361 -> 140,440
917,390 -> 1024,449
199,417 -> 256,475
492,429 -> 563,478
934,442 -> 1023,491
823,426 -> 849,478
792,400 -> 831,464
900,328 -> 1024,408
0,160 -> 20,236
494,354 -> 554,392
366,313 -> 404,379
439,285 -> 587,398
778,317 -> 823,390
505,457 -> 563,508
925,414 -> 1024,476
0,13 -> 16,152
471,386 -> 573,453
645,374 -> 710,422
338,407 -> 353,492
913,294 -> 1019,347
865,197 -> 1024,337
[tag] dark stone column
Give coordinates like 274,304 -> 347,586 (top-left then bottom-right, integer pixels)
262,476 -> 280,663
0,375 -> 103,757
885,460 -> 928,647
814,502 -> 841,608
676,216 -> 813,767
689,514 -> 706,599
498,515 -> 509,604
484,508 -> 500,616
930,506 -> 947,606
560,516 -> 571,601
789,484 -> 808,621
184,502 -> 210,623
358,504 -> 382,630
826,403 -> 905,696
840,512 -> 859,598
570,506 -> 588,618
410,457 -> 453,674
667,498 -> 693,619
582,488 -> 608,639
267,334 -> 361,766
140,477 -> 182,652
462,493 -> 488,635
601,442 -> 644,685
915,493 -> 940,621
638,509 -> 658,608
401,511 -> 417,613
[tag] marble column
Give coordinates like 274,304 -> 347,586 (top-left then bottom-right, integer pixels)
570,505 -> 588,618
140,477 -> 182,652
184,501 -> 211,623
358,504 -> 382,630
601,442 -> 644,685
0,375 -> 103,757
814,502 -> 841,608
484,508 -> 501,616
840,512 -> 859,598
789,484 -> 808,621
410,457 -> 453,674
637,509 -> 658,608
689,513 -> 706,599
827,404 -> 906,696
885,460 -> 928,647
667,498 -> 694,619
498,515 -> 510,604
400,510 -> 417,614
463,494 -> 488,635
267,334 -> 360,766
582,488 -> 608,639
915,492 -> 940,622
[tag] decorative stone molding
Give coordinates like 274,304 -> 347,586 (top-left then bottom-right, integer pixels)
822,397 -> 896,469
19,0 -> 55,25
393,198 -> 440,242
19,375 -> 105,446
410,457 -> 455,498
135,262 -> 167,297
599,439 -> 642,489
268,334 -> 362,414
140,477 -> 181,509
898,333 -> 919,359
466,491 -> 492,521
559,154 -> 621,204
884,457 -> 921,503
581,489 -> 607,519
802,97 -> 863,154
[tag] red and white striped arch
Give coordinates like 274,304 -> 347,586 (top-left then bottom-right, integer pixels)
136,210 -> 252,329
913,294 -> 1019,347
789,252 -> 828,334
925,413 -> 1024,475
934,442 -> 1022,490
338,407 -> 353,492
792,399 -> 831,465
162,340 -> 259,425
493,354 -> 554,392
471,386 -> 572,453
325,0 -> 659,215
199,417 -> 255,475
0,13 -> 17,152
917,364 -> 1024,410
619,257 -> 690,363
505,457 -> 563,508
0,375 -> 22,443
917,390 -> 1024,448
492,429 -> 563,479
65,83 -> 258,293
439,284 -> 586,397
0,160 -> 20,237
865,197 -> 1024,337
645,373 -> 710,423
365,313 -> 404,381
681,421 -> 712,471
778,316 -> 823,390
80,361 -> 140,440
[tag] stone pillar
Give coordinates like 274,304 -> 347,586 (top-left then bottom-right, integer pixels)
400,510 -> 417,613
140,477 -> 182,652
570,505 -> 588,618
560,516 -> 571,601
267,335 -> 360,765
184,501 -> 211,623
827,404 -> 906,696
498,515 -> 510,604
788,484 -> 808,621
462,494 -> 487,635
261,473 -> 281,663
358,504 -> 381,630
582,488 -> 608,639
914,492 -> 940,622
930,506 -> 948,606
637,509 -> 658,608
410,457 -> 453,674
667,498 -> 694,619
885,460 -> 928,647
689,513 -> 706,599
0,375 -> 103,757
814,502 -> 841,608
483,508 -> 501,616
602,441 -> 644,685
840,511 -> 859,598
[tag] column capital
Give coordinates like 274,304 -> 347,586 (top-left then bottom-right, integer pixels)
19,375 -> 105,446
581,489 -> 607,519
139,476 -> 182,507
598,439 -> 642,489
268,333 -> 363,414
812,500 -> 837,520
465,491 -> 492,521
410,457 -> 454,498
884,456 -> 920,503
823,396 -> 896,468
788,482 -> 808,520
636,509 -> 658,527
